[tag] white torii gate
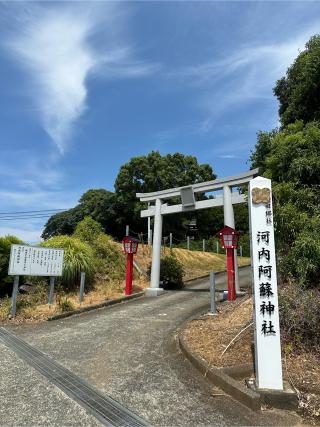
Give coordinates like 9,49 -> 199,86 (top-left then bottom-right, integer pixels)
137,168 -> 259,296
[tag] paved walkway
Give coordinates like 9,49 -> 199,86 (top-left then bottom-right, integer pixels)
1,267 -> 300,426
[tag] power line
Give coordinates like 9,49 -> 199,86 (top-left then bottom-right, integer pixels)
0,208 -> 68,221
0,208 -> 66,216
0,214 -> 58,221
0,213 -> 62,219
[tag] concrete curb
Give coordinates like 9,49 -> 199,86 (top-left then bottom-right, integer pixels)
48,292 -> 144,321
178,330 -> 261,411
179,326 -> 298,412
222,364 -> 254,380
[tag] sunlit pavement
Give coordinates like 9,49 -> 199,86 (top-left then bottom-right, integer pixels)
1,267 -> 300,426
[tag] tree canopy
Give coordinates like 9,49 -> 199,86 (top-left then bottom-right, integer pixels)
262,121 -> 320,287
114,151 -> 217,238
251,34 -> 320,287
274,35 -> 320,127
42,151 -> 225,240
249,129 -> 278,173
42,189 -> 117,239
115,151 -> 215,195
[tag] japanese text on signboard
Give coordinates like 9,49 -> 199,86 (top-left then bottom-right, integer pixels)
8,245 -> 64,277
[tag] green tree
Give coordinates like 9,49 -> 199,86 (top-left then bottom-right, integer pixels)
78,189 -> 115,226
115,151 -> 215,195
42,189 -> 117,239
249,129 -> 278,172
274,35 -> 320,127
250,121 -> 320,287
42,206 -> 84,239
43,151 -> 244,241
73,216 -> 104,244
113,151 -> 216,239
265,121 -> 320,186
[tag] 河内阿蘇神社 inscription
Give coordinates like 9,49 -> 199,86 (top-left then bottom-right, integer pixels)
249,176 -> 283,390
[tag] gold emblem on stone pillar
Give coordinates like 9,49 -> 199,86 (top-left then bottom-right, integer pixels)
252,187 -> 271,204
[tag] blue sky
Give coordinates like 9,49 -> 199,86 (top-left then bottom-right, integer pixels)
0,1 -> 319,241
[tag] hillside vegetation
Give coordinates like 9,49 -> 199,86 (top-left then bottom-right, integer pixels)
0,217 -> 249,322
135,244 -> 250,281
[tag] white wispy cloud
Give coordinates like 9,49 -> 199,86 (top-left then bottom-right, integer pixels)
4,3 -> 156,154
6,5 -> 99,153
167,26 -> 319,134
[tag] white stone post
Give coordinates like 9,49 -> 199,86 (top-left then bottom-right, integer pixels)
249,176 -> 283,390
145,198 -> 164,297
223,185 -> 240,293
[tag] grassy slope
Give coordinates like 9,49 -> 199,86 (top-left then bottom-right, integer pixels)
135,244 -> 250,281
0,242 -> 250,323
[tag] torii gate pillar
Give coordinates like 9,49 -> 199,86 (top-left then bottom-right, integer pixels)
145,198 -> 165,296
223,186 -> 240,293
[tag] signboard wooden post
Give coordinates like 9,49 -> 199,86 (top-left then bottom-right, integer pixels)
8,245 -> 64,317
249,176 -> 283,390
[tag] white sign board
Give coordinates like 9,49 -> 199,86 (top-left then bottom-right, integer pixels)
8,245 -> 64,277
248,176 -> 283,390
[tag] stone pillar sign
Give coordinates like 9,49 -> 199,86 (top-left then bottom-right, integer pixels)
249,176 -> 283,390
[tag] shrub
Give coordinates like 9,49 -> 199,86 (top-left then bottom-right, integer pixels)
59,298 -> 75,312
42,236 -> 95,291
73,216 -> 104,244
159,255 -> 184,289
280,227 -> 320,288
91,234 -> 126,281
0,235 -> 24,296
74,218 -> 126,282
279,283 -> 320,348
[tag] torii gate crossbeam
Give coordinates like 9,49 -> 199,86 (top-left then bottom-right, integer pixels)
136,168 -> 259,296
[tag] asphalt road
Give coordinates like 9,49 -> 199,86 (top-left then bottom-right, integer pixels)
0,267 -> 300,426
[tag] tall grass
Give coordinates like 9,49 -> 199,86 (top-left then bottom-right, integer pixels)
42,236 -> 95,291
0,235 -> 24,296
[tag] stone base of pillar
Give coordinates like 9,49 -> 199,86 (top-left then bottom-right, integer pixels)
144,287 -> 165,297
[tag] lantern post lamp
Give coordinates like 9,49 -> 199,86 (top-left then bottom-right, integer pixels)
218,226 -> 240,301
122,236 -> 140,296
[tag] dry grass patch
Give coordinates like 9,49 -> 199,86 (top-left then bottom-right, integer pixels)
183,296 -> 320,424
183,297 -> 254,367
0,276 -> 149,324
134,244 -> 250,281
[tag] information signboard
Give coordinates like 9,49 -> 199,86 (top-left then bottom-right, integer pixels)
8,244 -> 64,277
249,176 -> 283,390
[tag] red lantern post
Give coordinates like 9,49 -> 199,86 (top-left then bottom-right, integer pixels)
122,236 -> 140,296
218,226 -> 240,301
